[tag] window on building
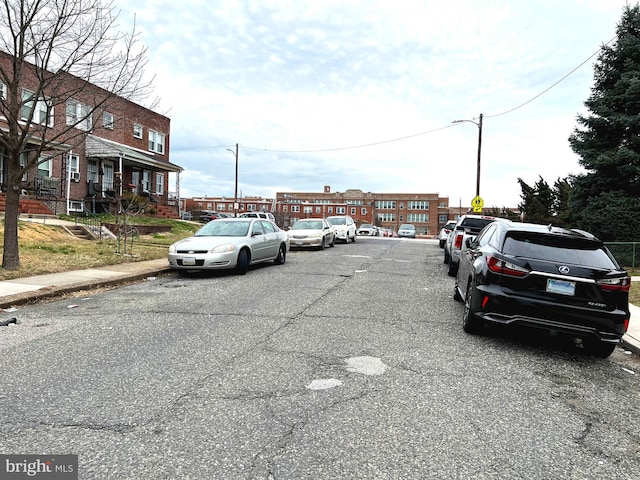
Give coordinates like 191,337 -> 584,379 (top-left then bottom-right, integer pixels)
375,201 -> 396,209
304,206 -> 313,214
291,205 -> 300,213
316,206 -> 321,213
148,130 -> 165,154
103,112 -> 114,129
350,207 -> 356,215
66,99 -> 91,130
337,207 -> 345,214
142,170 -> 151,192
37,157 -> 51,178
247,204 -> 256,211
68,153 -> 79,178
408,201 -> 430,210
328,207 -> 333,213
155,172 -> 164,195
439,214 -> 448,223
68,201 -> 84,212
283,205 -> 288,212
133,123 -> 143,138
408,213 -> 429,223
361,208 -> 367,215
217,204 -> 226,211
23,90 -> 54,127
87,161 -> 98,183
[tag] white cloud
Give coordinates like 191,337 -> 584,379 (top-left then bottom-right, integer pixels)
117,0 -> 628,208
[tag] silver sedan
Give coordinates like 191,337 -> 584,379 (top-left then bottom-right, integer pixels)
168,218 -> 289,275
288,218 -> 336,249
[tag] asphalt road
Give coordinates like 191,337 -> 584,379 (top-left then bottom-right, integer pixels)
2,238 -> 640,479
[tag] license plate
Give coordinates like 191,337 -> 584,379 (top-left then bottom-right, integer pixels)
295,240 -> 304,245
182,257 -> 196,266
546,278 -> 575,296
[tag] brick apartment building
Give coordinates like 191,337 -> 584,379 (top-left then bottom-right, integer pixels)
276,186 -> 451,236
0,51 -> 182,217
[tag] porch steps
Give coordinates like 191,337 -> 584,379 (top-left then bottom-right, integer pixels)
154,203 -> 179,219
0,193 -> 55,216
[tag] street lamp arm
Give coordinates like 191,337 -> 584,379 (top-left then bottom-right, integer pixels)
452,114 -> 483,200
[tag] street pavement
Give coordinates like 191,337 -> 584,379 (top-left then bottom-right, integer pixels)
0,258 -> 639,355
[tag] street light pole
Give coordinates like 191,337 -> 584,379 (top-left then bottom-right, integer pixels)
452,113 -> 483,198
227,143 -> 238,217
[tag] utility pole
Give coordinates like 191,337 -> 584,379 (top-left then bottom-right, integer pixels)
227,143 -> 239,217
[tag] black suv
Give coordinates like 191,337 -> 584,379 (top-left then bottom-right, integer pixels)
454,221 -> 630,357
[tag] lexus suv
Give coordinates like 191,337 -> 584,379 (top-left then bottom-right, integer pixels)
454,221 -> 630,357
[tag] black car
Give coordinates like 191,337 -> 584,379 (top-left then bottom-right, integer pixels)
454,221 -> 630,357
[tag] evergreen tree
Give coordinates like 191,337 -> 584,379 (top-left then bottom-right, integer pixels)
518,176 -> 555,224
568,4 -> 640,241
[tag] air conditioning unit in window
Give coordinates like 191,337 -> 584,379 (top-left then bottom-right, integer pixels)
71,172 -> 80,182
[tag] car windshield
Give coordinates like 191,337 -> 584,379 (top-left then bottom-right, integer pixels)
328,217 -> 345,225
400,224 -> 414,230
503,233 -> 617,269
293,221 -> 322,230
460,218 -> 495,230
360,224 -> 373,228
195,220 -> 251,237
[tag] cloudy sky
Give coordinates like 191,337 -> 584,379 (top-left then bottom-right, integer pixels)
116,0 -> 629,209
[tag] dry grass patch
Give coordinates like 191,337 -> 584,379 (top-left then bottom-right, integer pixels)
0,219 -> 198,281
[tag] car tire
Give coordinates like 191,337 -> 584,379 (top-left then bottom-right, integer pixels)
581,337 -> 616,358
439,239 -> 445,248
444,249 -> 450,264
330,236 -> 335,247
274,244 -> 286,265
236,249 -> 250,275
463,282 -> 483,334
447,259 -> 458,277
319,238 -> 326,250
351,233 -> 356,243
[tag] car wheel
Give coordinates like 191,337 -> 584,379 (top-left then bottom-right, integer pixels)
352,233 -> 356,243
581,337 -> 616,358
274,244 -> 286,265
439,239 -> 445,248
236,249 -> 250,275
463,282 -> 483,334
319,237 -> 326,250
444,249 -> 450,264
330,236 -> 335,247
447,259 -> 458,277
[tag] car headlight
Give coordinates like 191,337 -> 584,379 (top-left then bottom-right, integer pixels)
212,244 -> 235,253
310,232 -> 322,239
168,243 -> 177,253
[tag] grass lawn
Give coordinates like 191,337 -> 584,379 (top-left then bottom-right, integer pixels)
0,215 -> 199,281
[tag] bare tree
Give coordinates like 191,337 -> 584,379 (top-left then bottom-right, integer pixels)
0,0 -> 155,270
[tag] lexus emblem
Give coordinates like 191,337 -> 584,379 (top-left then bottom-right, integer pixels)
558,266 -> 570,274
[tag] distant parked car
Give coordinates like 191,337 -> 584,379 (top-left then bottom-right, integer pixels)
356,223 -> 376,236
454,220 -> 630,357
239,211 -> 276,223
326,215 -> 356,243
438,220 -> 457,248
168,218 -> 289,275
398,224 -> 416,238
199,211 -> 222,222
288,218 -> 336,249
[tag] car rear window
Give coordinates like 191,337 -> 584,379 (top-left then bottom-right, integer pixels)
503,233 -> 617,269
460,218 -> 495,231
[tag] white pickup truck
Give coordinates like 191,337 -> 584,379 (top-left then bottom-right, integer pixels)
444,214 -> 503,276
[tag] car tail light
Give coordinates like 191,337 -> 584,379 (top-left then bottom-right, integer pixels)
454,233 -> 463,249
486,256 -> 529,277
596,276 -> 631,292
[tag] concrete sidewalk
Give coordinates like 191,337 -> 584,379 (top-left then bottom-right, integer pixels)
0,257 -> 638,355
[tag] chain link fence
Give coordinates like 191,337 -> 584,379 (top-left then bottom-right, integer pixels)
606,242 -> 639,271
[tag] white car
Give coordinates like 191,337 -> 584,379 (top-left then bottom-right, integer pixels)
356,223 -> 376,236
168,218 -> 289,275
239,211 -> 276,223
326,215 -> 356,243
438,220 -> 457,248
398,224 -> 416,238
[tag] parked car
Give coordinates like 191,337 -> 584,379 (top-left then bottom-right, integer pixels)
288,218 -> 336,249
239,211 -> 276,222
356,223 -> 377,236
445,214 -> 502,276
454,220 -> 630,357
168,218 -> 289,275
438,220 -> 457,248
199,211 -> 222,222
398,224 -> 416,238
326,215 -> 356,243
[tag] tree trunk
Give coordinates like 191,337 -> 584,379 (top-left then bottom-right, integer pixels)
2,185 -> 21,270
